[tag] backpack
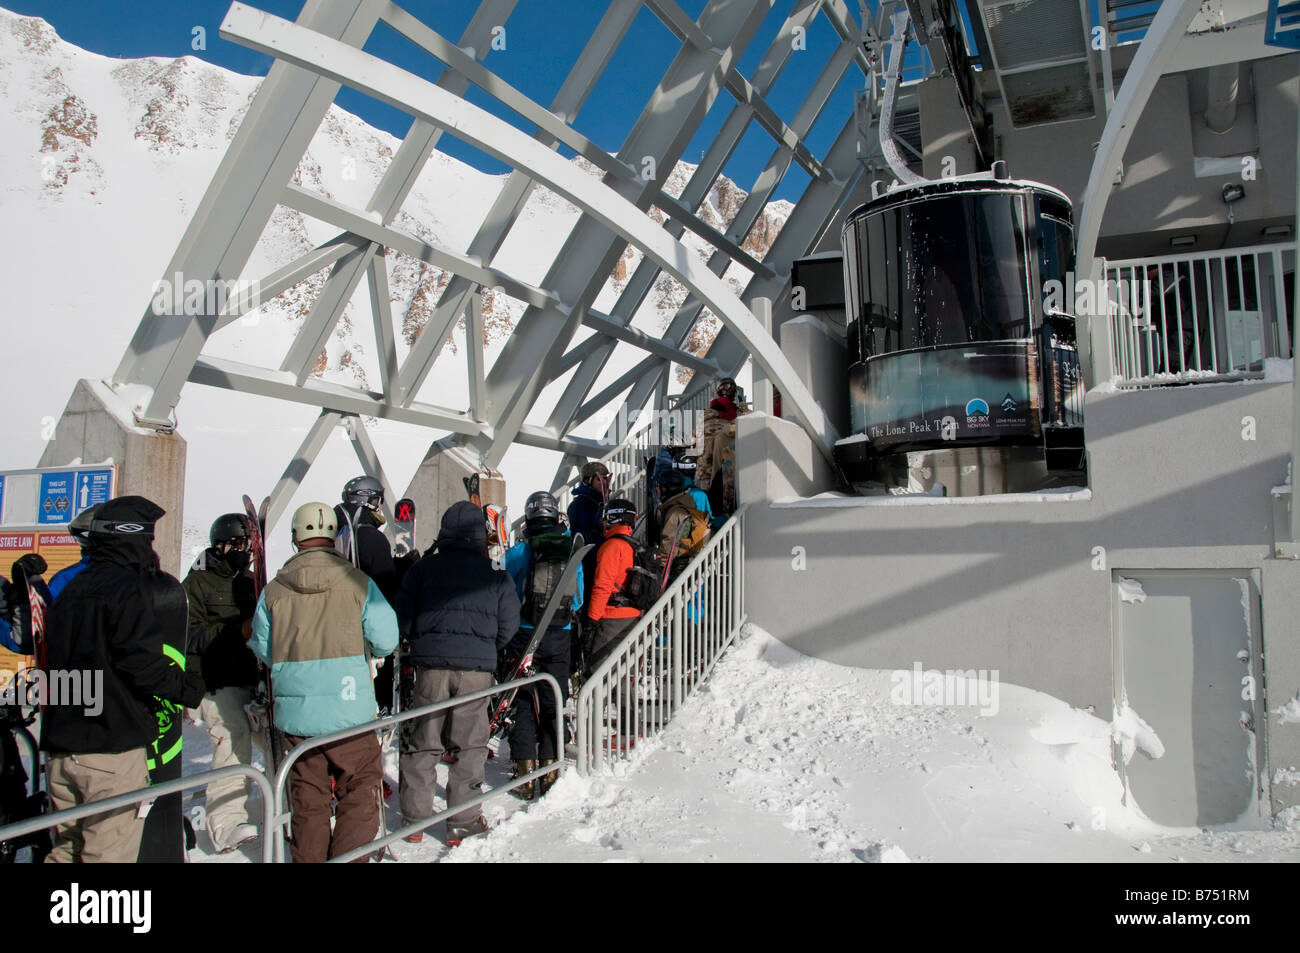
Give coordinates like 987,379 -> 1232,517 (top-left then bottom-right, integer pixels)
603,536 -> 663,613
658,493 -> 710,559
522,532 -> 576,628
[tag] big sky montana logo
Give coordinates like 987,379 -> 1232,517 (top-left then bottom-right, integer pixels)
965,398 -> 990,428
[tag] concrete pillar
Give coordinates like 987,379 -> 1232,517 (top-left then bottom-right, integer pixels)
400,443 -> 503,554
778,314 -> 849,435
38,380 -> 187,576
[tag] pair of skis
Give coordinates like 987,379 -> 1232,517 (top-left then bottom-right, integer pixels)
242,494 -> 280,774
486,535 -> 593,752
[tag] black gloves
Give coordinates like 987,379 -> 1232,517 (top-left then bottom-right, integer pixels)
11,554 -> 47,581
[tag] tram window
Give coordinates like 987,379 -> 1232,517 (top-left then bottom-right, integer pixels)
1038,212 -> 1074,294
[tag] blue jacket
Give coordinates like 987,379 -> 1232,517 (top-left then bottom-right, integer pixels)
504,537 -> 583,633
250,548 -> 398,737
48,555 -> 89,602
566,483 -> 604,546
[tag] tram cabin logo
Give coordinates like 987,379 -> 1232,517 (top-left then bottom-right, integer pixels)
965,398 -> 990,428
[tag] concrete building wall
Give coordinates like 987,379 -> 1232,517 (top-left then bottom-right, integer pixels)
39,380 -> 187,576
918,57 -> 1299,257
739,380 -> 1300,813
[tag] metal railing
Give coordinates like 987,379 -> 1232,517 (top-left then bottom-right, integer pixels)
1104,243 -> 1295,385
575,507 -> 747,775
270,672 -> 564,863
0,763 -> 277,864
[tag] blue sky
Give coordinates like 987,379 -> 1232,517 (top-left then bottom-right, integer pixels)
7,0 -> 868,204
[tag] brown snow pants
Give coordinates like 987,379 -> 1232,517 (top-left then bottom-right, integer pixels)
285,731 -> 382,863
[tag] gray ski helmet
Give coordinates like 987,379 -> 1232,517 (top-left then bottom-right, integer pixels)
209,512 -> 250,547
717,376 -> 737,395
603,498 -> 636,528
68,503 -> 105,546
523,490 -> 560,531
343,475 -> 384,511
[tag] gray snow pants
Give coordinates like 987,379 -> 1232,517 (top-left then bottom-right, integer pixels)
399,668 -> 493,828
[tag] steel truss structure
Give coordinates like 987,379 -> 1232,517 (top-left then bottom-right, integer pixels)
111,0 -> 876,523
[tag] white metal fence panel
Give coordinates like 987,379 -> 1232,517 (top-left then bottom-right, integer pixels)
575,508 -> 747,775
1105,243 -> 1294,385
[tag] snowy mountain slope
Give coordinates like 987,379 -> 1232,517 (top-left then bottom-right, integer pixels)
184,627 -> 1300,863
0,8 -> 785,564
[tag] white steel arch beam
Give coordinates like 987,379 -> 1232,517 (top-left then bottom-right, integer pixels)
219,2 -> 841,462
113,0 -> 387,429
388,0 -> 644,408
1075,0 -> 1204,381
475,0 -> 773,466
543,0 -> 837,437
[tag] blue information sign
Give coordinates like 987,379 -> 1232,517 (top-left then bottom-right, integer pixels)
74,469 -> 113,513
38,472 -> 75,525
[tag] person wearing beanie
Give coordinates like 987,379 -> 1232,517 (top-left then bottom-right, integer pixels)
40,495 -> 206,863
393,500 -> 519,847
249,501 -> 399,863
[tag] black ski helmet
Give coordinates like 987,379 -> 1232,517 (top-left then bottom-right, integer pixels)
343,475 -> 384,511
209,513 -> 250,547
675,456 -> 699,481
717,376 -> 736,395
524,490 -> 560,533
659,467 -> 686,498
603,498 -> 637,528
69,503 -> 105,547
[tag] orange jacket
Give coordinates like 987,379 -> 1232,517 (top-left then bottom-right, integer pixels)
588,524 -> 642,621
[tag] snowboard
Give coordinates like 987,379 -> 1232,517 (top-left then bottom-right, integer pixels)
136,572 -> 189,863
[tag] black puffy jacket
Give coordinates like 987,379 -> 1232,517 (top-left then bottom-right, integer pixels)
336,505 -> 397,604
395,534 -> 519,673
41,524 -> 205,755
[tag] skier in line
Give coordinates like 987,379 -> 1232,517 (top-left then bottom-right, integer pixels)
655,467 -> 712,583
566,461 -> 609,662
181,513 -> 261,853
585,498 -> 644,672
394,501 -> 518,846
502,491 -> 583,799
40,496 -> 206,863
698,377 -> 745,517
249,502 -> 398,863
335,475 -> 399,716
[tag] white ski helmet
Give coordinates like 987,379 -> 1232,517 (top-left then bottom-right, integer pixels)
291,502 -> 337,544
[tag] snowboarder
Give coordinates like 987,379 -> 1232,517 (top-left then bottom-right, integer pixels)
336,475 -> 399,716
181,513 -> 261,853
40,496 -> 206,863
502,491 -> 583,799
393,501 -> 519,845
249,502 -> 398,863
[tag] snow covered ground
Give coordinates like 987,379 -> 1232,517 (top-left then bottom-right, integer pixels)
184,626 -> 1300,863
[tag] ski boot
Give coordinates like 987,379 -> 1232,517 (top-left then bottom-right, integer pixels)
446,815 -> 489,847
538,758 -> 560,796
509,759 -> 536,800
